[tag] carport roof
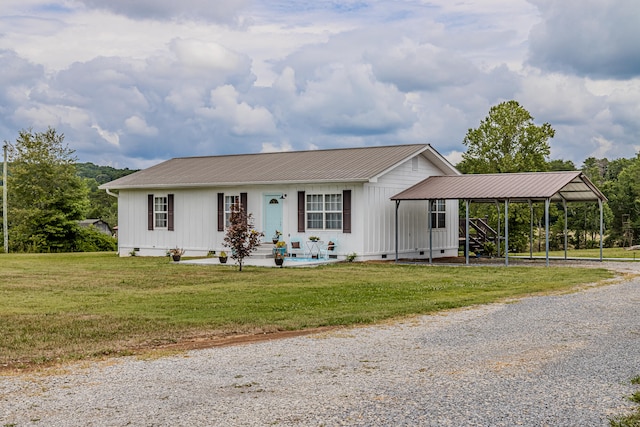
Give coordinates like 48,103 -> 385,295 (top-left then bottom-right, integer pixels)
391,171 -> 607,203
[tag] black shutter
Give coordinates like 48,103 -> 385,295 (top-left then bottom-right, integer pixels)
240,192 -> 248,226
297,191 -> 306,233
217,193 -> 224,231
167,194 -> 174,231
148,194 -> 154,230
240,192 -> 248,211
343,190 -> 351,233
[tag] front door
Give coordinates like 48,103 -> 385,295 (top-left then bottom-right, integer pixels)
263,194 -> 283,241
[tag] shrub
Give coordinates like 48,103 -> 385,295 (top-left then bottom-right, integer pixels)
74,226 -> 117,252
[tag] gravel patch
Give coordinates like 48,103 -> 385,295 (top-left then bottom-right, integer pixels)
2,263 -> 639,426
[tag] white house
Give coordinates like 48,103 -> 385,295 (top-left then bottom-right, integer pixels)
99,144 -> 461,260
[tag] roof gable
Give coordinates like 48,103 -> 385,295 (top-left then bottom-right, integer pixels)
100,144 -> 458,190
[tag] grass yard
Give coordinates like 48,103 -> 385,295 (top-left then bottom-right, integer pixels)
514,247 -> 640,259
0,252 -> 615,369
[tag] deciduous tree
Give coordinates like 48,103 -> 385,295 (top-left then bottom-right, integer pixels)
458,100 -> 555,174
7,128 -> 88,252
223,202 -> 264,271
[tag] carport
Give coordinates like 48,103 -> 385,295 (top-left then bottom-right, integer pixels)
391,171 -> 608,266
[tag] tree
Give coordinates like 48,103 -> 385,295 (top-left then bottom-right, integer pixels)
76,162 -> 137,230
457,101 -> 556,253
223,202 -> 264,271
7,128 -> 88,252
548,159 -> 577,171
605,154 -> 640,246
458,100 -> 555,174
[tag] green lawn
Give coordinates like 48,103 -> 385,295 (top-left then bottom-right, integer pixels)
514,247 -> 640,259
0,252 -> 615,369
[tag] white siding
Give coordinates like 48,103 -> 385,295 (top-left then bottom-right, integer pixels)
116,152 -> 458,259
360,154 -> 458,260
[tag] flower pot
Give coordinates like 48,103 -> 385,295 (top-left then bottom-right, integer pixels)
274,257 -> 284,267
272,239 -> 279,244
219,256 -> 228,264
172,255 -> 181,262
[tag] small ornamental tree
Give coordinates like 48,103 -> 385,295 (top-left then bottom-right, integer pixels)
223,202 -> 264,271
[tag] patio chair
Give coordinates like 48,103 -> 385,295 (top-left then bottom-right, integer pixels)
289,237 -> 304,258
320,239 -> 337,259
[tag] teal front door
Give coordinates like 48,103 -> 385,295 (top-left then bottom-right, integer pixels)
263,194 -> 283,241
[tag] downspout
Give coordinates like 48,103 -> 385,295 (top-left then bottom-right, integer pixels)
105,188 -> 119,198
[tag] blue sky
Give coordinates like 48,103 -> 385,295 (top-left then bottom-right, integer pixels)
1,0 -> 639,169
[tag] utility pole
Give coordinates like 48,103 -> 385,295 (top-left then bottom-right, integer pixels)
3,142 -> 7,253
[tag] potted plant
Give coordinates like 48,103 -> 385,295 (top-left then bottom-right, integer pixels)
274,251 -> 284,267
274,240 -> 287,257
169,247 -> 184,262
309,236 -> 320,242
219,251 -> 228,264
272,230 -> 282,244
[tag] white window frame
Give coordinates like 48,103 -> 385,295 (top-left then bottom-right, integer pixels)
154,195 -> 168,229
307,193 -> 342,230
225,195 -> 239,227
430,199 -> 446,229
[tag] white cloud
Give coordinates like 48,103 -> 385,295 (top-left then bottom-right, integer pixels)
527,0 -> 640,79
261,141 -> 293,153
197,85 -> 277,136
169,38 -> 246,73
0,0 -> 638,170
75,0 -> 250,24
124,116 -> 158,137
91,124 -> 120,146
444,150 -> 464,167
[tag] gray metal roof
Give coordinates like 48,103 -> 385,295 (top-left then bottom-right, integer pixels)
100,144 -> 459,190
391,171 -> 607,202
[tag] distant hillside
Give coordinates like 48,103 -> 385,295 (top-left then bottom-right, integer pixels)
76,162 -> 138,184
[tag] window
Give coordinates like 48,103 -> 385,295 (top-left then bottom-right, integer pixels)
225,195 -> 239,226
154,196 -> 168,228
307,194 -> 342,230
430,199 -> 446,229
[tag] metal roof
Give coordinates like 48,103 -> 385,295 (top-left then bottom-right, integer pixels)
391,171 -> 607,202
100,144 -> 459,190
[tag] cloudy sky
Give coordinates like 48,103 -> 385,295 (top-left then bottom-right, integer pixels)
1,0 -> 639,169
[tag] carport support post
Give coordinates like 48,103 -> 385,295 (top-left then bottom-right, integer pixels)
505,200 -> 509,266
394,200 -> 400,262
428,199 -> 433,265
545,198 -> 550,267
599,198 -> 604,261
495,201 -> 501,258
529,200 -> 533,259
465,199 -> 470,265
563,198 -> 568,260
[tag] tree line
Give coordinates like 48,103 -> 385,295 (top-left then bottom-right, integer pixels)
458,100 -> 638,252
2,106 -> 639,254
1,128 -> 135,253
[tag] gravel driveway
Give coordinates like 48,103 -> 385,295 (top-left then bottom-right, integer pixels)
2,262 -> 639,426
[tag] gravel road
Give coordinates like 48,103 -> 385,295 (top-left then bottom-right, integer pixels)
2,262 -> 639,426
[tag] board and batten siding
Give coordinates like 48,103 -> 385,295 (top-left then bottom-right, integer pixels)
361,154 -> 458,259
284,183 -> 362,256
118,189 -> 218,256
